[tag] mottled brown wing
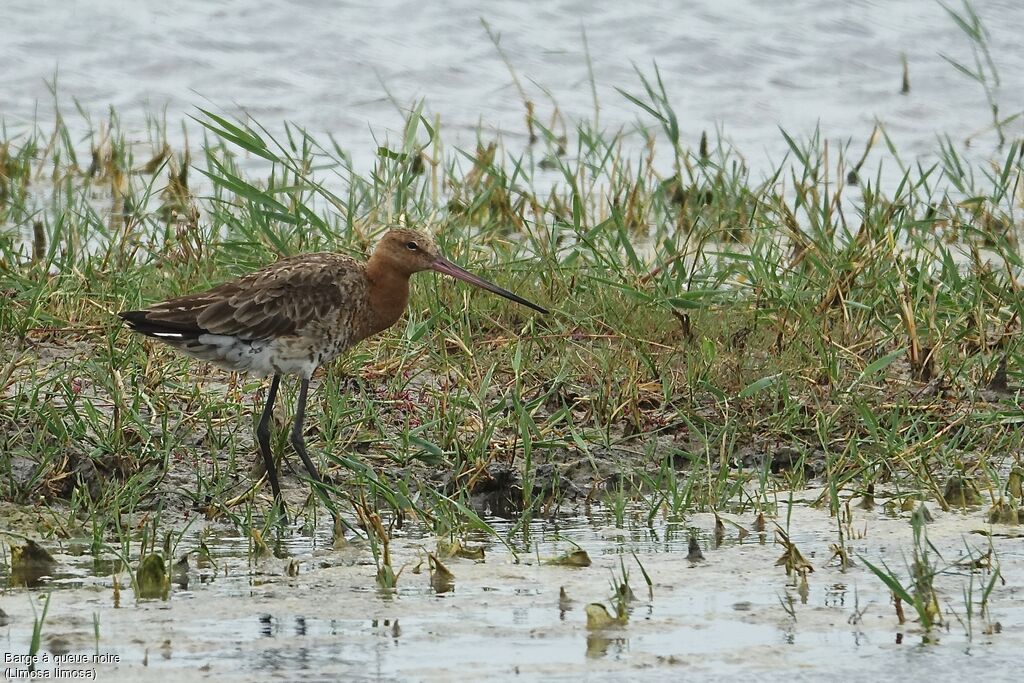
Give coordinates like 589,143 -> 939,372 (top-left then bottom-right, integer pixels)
136,253 -> 367,341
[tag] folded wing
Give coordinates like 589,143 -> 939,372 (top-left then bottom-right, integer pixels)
120,252 -> 367,345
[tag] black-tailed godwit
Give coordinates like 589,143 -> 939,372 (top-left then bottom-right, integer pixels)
119,228 -> 547,522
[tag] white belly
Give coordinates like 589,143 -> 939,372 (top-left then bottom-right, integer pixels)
185,334 -> 319,379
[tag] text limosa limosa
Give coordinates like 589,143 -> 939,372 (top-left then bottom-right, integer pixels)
119,228 -> 548,522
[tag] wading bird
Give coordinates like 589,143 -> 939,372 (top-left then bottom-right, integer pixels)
120,228 -> 547,522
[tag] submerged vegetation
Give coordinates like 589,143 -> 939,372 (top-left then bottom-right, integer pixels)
1,42 -> 1022,660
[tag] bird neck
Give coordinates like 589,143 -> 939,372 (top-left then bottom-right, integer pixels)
364,255 -> 411,339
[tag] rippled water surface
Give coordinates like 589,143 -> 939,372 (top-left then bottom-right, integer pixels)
2,0 -> 1023,170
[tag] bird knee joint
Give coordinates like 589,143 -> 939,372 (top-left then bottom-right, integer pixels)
256,423 -> 271,442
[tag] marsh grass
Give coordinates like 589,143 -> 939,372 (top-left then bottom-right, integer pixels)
0,56 -> 1022,619
27,591 -> 51,672
861,506 -> 945,635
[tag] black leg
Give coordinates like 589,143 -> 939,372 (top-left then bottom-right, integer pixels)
289,377 -> 345,535
290,377 -> 325,484
256,374 -> 287,523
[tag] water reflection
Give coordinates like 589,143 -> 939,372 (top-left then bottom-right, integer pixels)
586,633 -> 628,659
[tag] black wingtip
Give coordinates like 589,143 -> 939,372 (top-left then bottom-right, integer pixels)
118,310 -> 200,340
119,310 -> 160,333
119,310 -> 145,325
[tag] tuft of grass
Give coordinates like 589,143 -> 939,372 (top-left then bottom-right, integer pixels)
861,506 -> 942,634
27,592 -> 52,673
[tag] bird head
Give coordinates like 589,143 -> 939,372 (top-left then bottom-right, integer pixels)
375,228 -> 548,314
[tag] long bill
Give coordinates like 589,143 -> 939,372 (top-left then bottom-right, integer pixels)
431,257 -> 549,314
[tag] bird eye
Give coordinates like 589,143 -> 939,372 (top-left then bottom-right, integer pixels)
406,241 -> 419,251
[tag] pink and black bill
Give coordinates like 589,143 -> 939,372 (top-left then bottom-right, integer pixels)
431,257 -> 549,314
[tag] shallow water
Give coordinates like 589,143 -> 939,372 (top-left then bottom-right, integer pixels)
2,0 -> 1022,173
2,497 -> 1021,681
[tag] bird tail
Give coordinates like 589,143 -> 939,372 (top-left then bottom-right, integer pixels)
118,310 -> 203,342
